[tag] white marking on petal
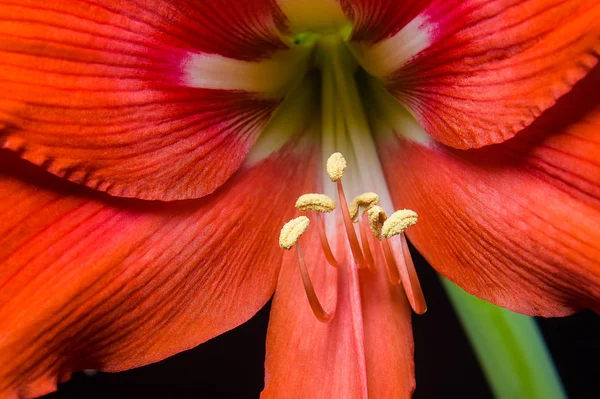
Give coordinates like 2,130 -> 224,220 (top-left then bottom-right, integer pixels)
181,48 -> 310,97
366,76 -> 432,146
350,13 -> 437,79
245,75 -> 319,166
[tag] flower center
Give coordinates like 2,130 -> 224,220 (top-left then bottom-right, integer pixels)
279,152 -> 427,323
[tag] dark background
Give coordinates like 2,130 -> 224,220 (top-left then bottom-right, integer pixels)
46,248 -> 599,398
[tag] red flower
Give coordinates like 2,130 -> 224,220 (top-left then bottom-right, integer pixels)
0,1 -> 598,398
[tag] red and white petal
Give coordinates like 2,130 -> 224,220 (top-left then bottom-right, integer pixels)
264,222 -> 414,398
353,0 -> 600,149
340,0 -> 430,43
376,66 -> 600,316
0,0 -> 300,201
0,138 -> 313,398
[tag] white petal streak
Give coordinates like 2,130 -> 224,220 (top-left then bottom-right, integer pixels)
351,13 -> 437,79
180,49 -> 309,97
366,77 -> 432,146
245,75 -> 319,166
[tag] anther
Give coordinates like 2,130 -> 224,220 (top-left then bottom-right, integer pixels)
295,193 -> 336,213
326,152 -> 346,182
279,216 -> 310,250
295,193 -> 338,267
348,192 -> 379,219
367,205 -> 387,238
381,209 -> 418,239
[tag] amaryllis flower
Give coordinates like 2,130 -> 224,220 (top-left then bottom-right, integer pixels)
0,0 -> 599,398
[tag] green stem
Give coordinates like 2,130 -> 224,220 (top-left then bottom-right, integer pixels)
441,277 -> 566,399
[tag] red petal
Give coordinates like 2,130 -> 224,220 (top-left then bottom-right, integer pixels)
353,0 -> 600,149
378,66 -> 600,316
0,140 -> 311,398
264,222 -> 414,398
0,1 -> 289,201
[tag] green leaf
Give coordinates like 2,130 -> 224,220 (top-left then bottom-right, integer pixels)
442,277 -> 566,399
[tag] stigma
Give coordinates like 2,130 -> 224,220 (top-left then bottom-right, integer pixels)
279,152 -> 427,323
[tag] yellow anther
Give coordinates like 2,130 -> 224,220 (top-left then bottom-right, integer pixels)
326,152 -> 346,182
279,216 -> 310,250
348,192 -> 380,219
381,209 -> 418,239
295,193 -> 336,213
367,205 -> 387,238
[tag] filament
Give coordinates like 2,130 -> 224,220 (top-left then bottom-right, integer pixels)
358,214 -> 376,272
400,232 -> 427,314
336,180 -> 367,268
316,213 -> 339,268
381,238 -> 401,285
296,242 -> 337,323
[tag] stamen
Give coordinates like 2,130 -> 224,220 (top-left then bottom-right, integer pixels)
296,243 -> 337,323
381,209 -> 418,239
380,238 -> 401,285
399,232 -> 427,314
296,193 -> 336,213
336,179 -> 367,269
279,216 -> 310,250
367,205 -> 387,238
315,213 -> 339,268
326,152 -> 347,182
348,192 -> 379,219
358,213 -> 376,272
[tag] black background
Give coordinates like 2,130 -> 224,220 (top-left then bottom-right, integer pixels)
46,246 -> 599,398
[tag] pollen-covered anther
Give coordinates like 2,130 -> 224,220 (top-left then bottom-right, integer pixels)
326,152 -> 347,182
295,193 -> 336,213
367,205 -> 387,238
348,192 -> 379,219
279,216 -> 310,250
381,209 -> 418,239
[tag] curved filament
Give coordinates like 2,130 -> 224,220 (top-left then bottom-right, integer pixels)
358,215 -> 376,272
316,213 -> 339,268
400,233 -> 427,314
296,243 -> 337,323
381,239 -> 401,285
336,180 -> 367,268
